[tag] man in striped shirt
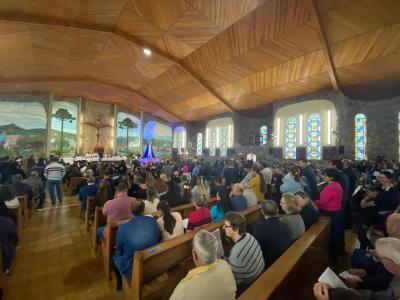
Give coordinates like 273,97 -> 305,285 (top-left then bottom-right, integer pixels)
44,157 -> 66,205
224,211 -> 265,295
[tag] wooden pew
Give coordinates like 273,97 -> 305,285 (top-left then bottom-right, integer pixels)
68,176 -> 86,196
9,205 -> 23,242
84,196 -> 96,231
123,205 -> 263,300
238,216 -> 331,300
91,207 -> 107,250
99,198 -> 221,278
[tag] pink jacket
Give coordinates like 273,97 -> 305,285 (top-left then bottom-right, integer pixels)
315,182 -> 343,211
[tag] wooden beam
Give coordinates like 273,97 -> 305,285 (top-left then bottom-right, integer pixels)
308,0 -> 340,90
0,15 -> 235,113
0,76 -> 184,122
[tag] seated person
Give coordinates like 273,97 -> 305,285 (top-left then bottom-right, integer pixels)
242,182 -> 258,208
113,200 -> 159,288
96,183 -> 135,242
224,211 -> 265,294
143,187 -> 159,215
23,171 -> 46,209
170,230 -> 236,300
0,216 -> 18,274
129,176 -> 147,199
191,176 -> 211,200
229,183 -> 248,212
156,201 -> 184,241
187,194 -> 212,231
280,193 -> 305,241
78,176 -> 98,218
252,200 -> 292,268
295,191 -> 320,229
94,180 -> 114,208
160,181 -> 185,208
8,174 -> 34,209
0,186 -> 17,223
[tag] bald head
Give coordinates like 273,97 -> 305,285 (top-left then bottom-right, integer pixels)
386,213 -> 400,239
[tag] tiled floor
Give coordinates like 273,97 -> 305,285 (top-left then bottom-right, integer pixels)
3,195 -> 124,300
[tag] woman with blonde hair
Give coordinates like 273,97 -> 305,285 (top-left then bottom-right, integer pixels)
249,165 -> 266,201
280,193 -> 305,241
191,176 -> 210,200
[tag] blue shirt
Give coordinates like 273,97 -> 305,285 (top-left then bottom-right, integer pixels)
79,184 -> 98,210
230,195 -> 248,212
113,215 -> 160,277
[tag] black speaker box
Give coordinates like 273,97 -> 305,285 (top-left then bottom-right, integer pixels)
202,148 -> 210,157
296,146 -> 307,160
227,148 -> 235,157
322,146 -> 337,160
338,145 -> 345,155
272,147 -> 282,159
215,148 -> 221,157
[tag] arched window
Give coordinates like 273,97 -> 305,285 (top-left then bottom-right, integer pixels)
355,113 -> 367,160
196,133 -> 203,156
307,114 -> 321,160
285,117 -> 297,159
206,118 -> 233,157
173,126 -> 186,153
260,125 -> 268,145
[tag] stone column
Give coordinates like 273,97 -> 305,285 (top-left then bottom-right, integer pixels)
46,94 -> 53,158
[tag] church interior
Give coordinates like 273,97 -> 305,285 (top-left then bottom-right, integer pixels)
1,0 -> 400,299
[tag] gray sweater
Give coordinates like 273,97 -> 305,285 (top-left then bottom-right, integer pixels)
228,233 -> 265,284
280,214 -> 305,241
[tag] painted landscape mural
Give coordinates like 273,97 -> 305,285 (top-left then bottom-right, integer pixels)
0,101 -> 47,156
143,121 -> 172,159
51,101 -> 78,156
116,112 -> 141,154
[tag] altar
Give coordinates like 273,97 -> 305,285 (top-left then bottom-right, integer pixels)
62,155 -> 127,164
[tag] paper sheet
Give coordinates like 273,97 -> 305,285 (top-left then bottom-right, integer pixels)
212,228 -> 225,258
5,198 -> 20,208
318,267 -> 348,289
182,218 -> 189,229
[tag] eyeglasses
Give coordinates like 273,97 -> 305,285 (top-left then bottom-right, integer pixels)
223,224 -> 231,229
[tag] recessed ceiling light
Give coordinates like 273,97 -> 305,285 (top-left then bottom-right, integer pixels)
143,48 -> 151,56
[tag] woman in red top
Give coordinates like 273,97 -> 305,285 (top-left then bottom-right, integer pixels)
187,194 -> 211,231
316,168 -> 345,260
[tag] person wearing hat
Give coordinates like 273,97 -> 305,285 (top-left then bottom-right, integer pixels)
375,171 -> 399,230
315,168 -> 345,260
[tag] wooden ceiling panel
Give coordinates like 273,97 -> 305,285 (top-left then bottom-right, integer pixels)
192,0 -> 266,29
320,0 -> 400,45
182,102 -> 227,121
115,1 -> 165,45
167,7 -> 224,49
154,32 -> 196,59
156,79 -> 208,104
129,0 -> 188,31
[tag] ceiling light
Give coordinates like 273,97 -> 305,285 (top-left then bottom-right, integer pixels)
143,48 -> 151,56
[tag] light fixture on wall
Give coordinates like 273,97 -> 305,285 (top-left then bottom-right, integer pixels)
143,48 -> 151,56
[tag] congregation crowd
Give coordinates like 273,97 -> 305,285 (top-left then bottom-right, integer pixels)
1,154 -> 400,299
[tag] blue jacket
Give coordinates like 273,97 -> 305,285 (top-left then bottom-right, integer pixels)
113,215 -> 160,277
230,195 -> 248,212
79,184 -> 98,210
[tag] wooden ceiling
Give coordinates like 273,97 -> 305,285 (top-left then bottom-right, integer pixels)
0,0 -> 399,122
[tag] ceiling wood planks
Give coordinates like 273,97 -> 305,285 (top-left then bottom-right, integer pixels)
0,0 -> 399,121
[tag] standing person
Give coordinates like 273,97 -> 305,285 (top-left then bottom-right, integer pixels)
249,165 -> 266,202
315,168 -> 345,260
223,160 -> 240,188
24,171 -> 46,209
280,166 -> 302,195
260,162 -> 273,199
0,216 -> 19,275
297,159 -> 318,200
229,183 -> 248,212
295,191 -> 320,230
280,194 -> 305,241
44,157 -> 66,205
272,165 -> 284,205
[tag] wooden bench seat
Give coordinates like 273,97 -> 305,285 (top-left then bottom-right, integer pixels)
238,216 -> 331,300
123,205 -> 264,300
68,176 -> 86,196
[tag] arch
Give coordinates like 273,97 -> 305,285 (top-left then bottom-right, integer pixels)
355,113 -> 367,160
285,117 -> 297,159
260,125 -> 268,145
307,114 -> 321,160
196,132 -> 203,156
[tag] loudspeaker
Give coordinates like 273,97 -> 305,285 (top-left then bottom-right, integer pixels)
296,147 -> 307,160
215,148 -> 221,157
202,148 -> 210,157
227,148 -> 235,158
268,147 -> 274,155
322,146 -> 337,160
271,147 -> 282,159
172,148 -> 179,161
339,145 -> 345,155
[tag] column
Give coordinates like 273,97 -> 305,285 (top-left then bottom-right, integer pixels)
46,94 -> 53,158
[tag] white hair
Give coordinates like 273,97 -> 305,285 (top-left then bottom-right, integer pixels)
193,230 -> 218,265
376,237 -> 400,265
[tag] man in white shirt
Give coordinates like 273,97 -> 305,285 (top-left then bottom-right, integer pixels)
44,157 -> 66,205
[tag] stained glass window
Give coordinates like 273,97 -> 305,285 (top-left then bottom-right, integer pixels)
355,113 -> 367,160
210,127 -> 217,156
196,133 -> 203,156
285,117 -> 297,159
307,114 -> 321,160
173,126 -> 186,152
220,126 -> 228,156
260,126 -> 268,145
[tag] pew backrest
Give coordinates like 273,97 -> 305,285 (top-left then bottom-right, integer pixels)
92,207 -> 107,247
9,205 -> 23,242
238,216 -> 331,300
84,196 -> 96,231
69,176 -> 86,195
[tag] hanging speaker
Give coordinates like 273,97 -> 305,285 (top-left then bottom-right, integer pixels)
296,147 -> 307,160
227,148 -> 235,158
339,145 -> 345,155
272,147 -> 282,159
322,146 -> 337,160
202,148 -> 210,157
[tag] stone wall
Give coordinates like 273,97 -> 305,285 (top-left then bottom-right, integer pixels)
186,90 -> 400,161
